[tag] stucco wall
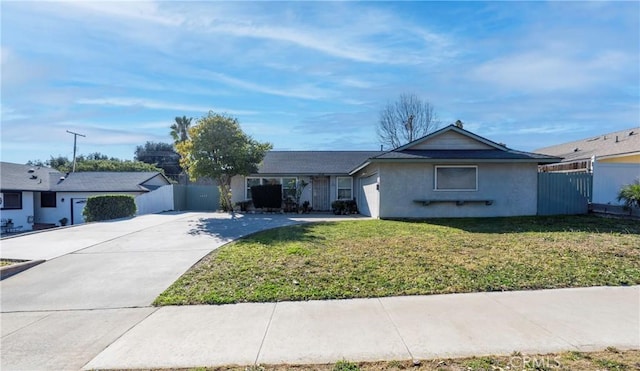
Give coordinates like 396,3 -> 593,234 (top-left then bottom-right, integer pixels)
2,191 -> 35,230
144,174 -> 171,187
592,161 -> 640,205
377,162 -> 538,218
598,154 -> 640,164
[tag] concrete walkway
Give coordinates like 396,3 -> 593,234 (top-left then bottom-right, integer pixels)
1,212 -> 638,370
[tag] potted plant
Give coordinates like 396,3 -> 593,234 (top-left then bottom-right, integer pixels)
302,200 -> 311,213
59,217 -> 68,226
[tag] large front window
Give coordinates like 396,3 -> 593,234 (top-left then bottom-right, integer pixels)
435,166 -> 478,191
246,177 -> 298,200
1,192 -> 22,209
337,177 -> 353,200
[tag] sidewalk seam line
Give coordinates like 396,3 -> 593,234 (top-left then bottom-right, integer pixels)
378,298 -> 415,361
1,311 -> 55,339
255,302 -> 278,366
79,307 -> 160,370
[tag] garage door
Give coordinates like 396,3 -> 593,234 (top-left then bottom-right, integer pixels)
359,174 -> 379,218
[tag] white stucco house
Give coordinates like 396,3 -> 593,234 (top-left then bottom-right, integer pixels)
1,162 -> 171,231
231,125 -> 560,218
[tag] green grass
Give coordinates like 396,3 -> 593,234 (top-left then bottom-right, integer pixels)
0,259 -> 23,267
155,215 -> 640,305
168,349 -> 640,370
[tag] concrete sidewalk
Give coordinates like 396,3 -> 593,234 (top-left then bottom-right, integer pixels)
81,286 -> 638,369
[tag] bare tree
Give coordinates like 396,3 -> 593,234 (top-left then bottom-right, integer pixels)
377,93 -> 439,149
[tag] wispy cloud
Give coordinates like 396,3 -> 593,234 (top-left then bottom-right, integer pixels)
472,51 -> 633,92
199,71 -> 336,101
75,97 -> 257,116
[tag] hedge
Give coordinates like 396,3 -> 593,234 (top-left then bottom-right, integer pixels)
83,195 -> 137,222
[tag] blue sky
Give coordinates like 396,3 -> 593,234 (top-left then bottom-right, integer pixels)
2,1 -> 638,164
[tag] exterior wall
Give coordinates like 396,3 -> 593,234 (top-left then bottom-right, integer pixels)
143,174 -> 172,187
135,185 -> 174,215
35,191 -> 142,226
410,131 -> 494,150
592,161 -> 640,205
377,162 -> 538,218
598,154 -> 640,164
1,191 -> 35,231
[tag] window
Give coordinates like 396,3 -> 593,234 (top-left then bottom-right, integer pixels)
435,166 -> 478,191
1,192 -> 22,209
337,177 -> 353,200
246,177 -> 298,200
41,192 -> 57,208
282,177 -> 297,200
262,178 -> 281,186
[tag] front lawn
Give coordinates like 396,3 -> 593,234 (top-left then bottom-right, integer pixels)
155,215 -> 640,305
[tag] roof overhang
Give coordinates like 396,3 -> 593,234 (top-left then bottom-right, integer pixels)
349,157 -> 561,175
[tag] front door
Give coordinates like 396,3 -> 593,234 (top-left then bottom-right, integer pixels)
312,176 -> 330,211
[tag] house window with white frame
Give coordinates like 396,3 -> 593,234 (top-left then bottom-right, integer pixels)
245,177 -> 298,200
434,166 -> 478,191
337,177 -> 353,200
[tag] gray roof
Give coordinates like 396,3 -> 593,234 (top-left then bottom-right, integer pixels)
535,127 -> 640,163
257,151 -> 384,175
1,162 -> 61,191
51,172 -> 168,192
373,149 -> 560,162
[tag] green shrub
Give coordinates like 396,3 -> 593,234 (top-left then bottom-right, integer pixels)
83,195 -> 137,222
333,360 -> 359,371
617,180 -> 640,209
331,200 -> 358,215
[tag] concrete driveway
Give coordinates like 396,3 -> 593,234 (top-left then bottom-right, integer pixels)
1,212 -> 355,370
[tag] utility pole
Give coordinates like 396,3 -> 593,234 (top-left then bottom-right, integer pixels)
66,130 -> 86,172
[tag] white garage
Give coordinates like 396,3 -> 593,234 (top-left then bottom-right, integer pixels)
358,173 -> 379,218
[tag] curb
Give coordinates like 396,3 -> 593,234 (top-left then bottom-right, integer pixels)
0,259 -> 45,280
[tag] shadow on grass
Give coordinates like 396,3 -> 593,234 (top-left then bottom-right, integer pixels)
390,215 -> 640,235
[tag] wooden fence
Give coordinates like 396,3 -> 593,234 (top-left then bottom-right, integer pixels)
537,172 -> 593,215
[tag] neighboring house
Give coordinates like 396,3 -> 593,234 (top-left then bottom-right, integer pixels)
46,171 -> 171,225
535,127 -> 640,205
1,162 -> 171,230
0,162 -> 59,231
232,125 -> 560,218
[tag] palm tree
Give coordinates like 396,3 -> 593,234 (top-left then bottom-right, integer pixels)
617,180 -> 640,209
170,116 -> 192,144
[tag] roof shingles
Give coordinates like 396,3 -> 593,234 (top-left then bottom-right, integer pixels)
51,172 -> 164,192
535,127 -> 640,163
257,151 -> 384,175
